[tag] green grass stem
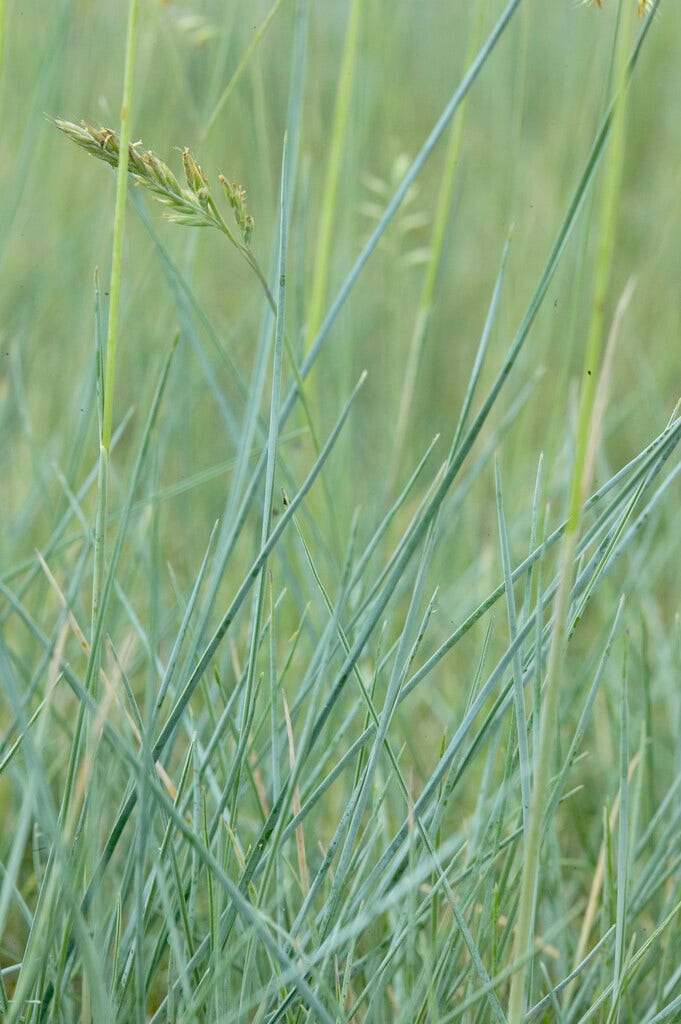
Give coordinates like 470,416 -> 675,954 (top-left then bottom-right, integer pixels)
507,4 -> 638,1020
101,0 -> 139,455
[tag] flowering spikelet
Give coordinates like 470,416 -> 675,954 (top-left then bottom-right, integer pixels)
219,175 -> 254,244
182,148 -> 208,194
53,118 -> 255,243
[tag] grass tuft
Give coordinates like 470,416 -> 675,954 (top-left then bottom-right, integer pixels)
2,1 -> 679,1022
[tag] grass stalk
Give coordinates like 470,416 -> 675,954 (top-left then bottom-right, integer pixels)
89,0 -> 139,688
507,4 -> 636,1020
227,131 -> 289,828
101,0 -> 139,455
201,0 -> 289,142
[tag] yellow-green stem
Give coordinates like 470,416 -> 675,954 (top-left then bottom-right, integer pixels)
101,0 -> 139,454
507,4 -> 632,1021
90,0 -> 138,654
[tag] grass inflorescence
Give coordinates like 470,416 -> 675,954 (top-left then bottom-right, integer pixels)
54,118 -> 255,247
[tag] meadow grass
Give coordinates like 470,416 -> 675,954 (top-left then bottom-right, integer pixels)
1,1 -> 680,1022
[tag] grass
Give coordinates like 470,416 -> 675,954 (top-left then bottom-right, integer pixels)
1,0 -> 681,1022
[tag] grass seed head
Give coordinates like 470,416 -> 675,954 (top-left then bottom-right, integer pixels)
219,175 -> 253,243
182,147 -> 209,193
54,118 -> 255,244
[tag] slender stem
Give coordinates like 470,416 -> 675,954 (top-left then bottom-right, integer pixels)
90,0 -> 139,661
236,232 -> 329,477
101,0 -> 139,455
201,0 -> 288,142
507,5 -> 633,1021
90,446 -> 108,643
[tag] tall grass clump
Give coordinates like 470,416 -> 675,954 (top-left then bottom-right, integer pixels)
1,0 -> 680,1022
